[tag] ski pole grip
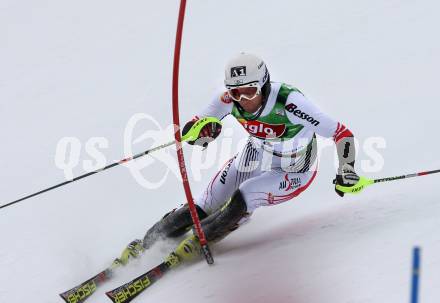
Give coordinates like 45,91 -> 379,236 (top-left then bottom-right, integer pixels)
181,117 -> 222,143
335,176 -> 374,194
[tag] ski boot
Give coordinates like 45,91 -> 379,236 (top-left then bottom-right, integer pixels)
112,239 -> 145,266
174,235 -> 201,262
172,190 -> 248,263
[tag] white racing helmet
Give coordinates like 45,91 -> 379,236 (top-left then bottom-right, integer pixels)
224,52 -> 271,119
225,53 -> 269,102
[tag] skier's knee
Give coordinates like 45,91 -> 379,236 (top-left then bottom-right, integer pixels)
166,204 -> 208,237
143,204 -> 208,249
200,189 -> 248,242
224,189 -> 248,215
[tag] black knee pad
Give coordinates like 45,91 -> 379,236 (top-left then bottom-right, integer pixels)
167,204 -> 208,237
143,204 -> 208,248
199,189 -> 248,242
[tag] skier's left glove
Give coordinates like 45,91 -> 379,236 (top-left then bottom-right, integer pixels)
182,117 -> 222,147
334,163 -> 360,197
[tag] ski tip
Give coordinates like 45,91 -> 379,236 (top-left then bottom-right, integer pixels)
58,293 -> 69,303
105,290 -> 118,303
58,271 -> 106,303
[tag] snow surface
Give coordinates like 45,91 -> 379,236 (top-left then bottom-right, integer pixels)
1,1 -> 440,302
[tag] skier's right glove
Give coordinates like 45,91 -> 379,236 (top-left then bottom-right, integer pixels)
182,117 -> 222,147
334,163 -> 360,197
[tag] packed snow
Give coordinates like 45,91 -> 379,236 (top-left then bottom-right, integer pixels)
1,1 -> 439,302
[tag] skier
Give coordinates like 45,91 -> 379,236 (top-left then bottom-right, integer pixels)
117,52 -> 361,264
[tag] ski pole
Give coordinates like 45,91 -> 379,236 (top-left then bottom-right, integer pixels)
0,117 -> 221,211
335,169 -> 440,195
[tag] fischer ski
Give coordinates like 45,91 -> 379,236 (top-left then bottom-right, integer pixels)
105,252 -> 181,303
61,235 -> 202,303
59,239 -> 144,303
105,234 -> 200,303
59,262 -> 118,303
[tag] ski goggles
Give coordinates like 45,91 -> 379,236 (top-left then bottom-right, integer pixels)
227,83 -> 261,102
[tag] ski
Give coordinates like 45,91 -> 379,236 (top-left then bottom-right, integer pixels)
59,239 -> 144,302
105,252 -> 181,303
59,265 -> 116,303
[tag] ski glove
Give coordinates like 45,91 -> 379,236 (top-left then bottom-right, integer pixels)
182,117 -> 222,147
334,163 -> 360,197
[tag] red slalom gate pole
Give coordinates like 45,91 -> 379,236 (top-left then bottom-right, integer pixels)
172,0 -> 214,265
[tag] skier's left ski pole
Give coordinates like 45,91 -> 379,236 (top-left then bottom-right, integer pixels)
0,117 -> 221,211
335,169 -> 440,195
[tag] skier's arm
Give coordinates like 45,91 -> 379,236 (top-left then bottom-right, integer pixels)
284,91 -> 360,195
182,91 -> 233,146
332,124 -> 360,196
195,91 -> 233,121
